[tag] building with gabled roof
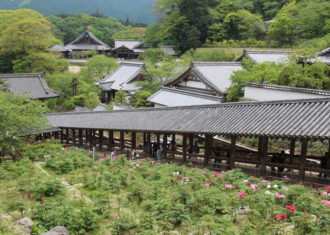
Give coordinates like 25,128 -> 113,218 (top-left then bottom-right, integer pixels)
0,73 -> 59,100
236,49 -> 293,64
96,62 -> 145,103
159,45 -> 176,56
166,62 -> 243,97
316,47 -> 330,65
244,83 -> 330,101
50,30 -> 111,58
147,87 -> 223,107
112,40 -> 147,59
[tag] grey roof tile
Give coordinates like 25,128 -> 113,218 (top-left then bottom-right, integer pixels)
66,30 -> 110,51
46,98 -> 330,139
238,49 -> 293,63
0,73 -> 59,99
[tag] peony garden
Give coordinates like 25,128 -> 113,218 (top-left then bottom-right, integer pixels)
0,141 -> 329,234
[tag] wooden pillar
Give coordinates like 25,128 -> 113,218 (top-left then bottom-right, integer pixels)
182,134 -> 187,164
99,130 -> 104,149
85,130 -> 90,145
143,133 -> 147,147
65,128 -> 70,144
299,139 -> 308,182
229,136 -> 237,169
259,137 -> 268,177
172,134 -> 176,142
54,131 -> 59,139
156,133 -> 160,145
163,134 -> 168,159
120,132 -> 125,151
60,129 -> 64,144
147,133 -> 151,155
108,130 -> 114,151
289,139 -> 296,167
189,134 -> 194,151
72,129 -> 76,145
131,132 -> 136,149
78,129 -> 83,146
92,130 -> 96,147
204,135 -> 212,167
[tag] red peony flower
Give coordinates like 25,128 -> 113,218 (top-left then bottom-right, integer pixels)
239,192 -> 246,199
279,214 -> 287,220
274,216 -> 279,221
214,173 -> 219,177
285,205 -> 296,212
139,162 -> 145,166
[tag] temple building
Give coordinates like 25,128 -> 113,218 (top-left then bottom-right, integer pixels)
148,62 -> 243,107
111,40 -> 146,59
0,73 -> 59,100
96,62 -> 145,103
243,83 -> 330,101
50,30 -> 111,58
236,49 -> 293,64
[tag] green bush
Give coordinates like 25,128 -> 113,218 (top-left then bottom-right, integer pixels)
32,178 -> 64,200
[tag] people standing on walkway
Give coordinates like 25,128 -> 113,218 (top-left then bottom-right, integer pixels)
156,146 -> 164,162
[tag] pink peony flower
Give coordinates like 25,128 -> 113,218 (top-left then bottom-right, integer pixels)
214,173 -> 219,177
285,205 -> 296,212
225,184 -> 233,189
182,177 -> 189,181
174,174 -> 181,179
250,184 -> 258,190
201,172 -> 207,175
262,180 -> 271,183
324,186 -> 330,192
321,200 -> 330,206
245,181 -> 252,185
204,183 -> 213,187
128,169 -> 134,172
39,200 -> 45,204
275,193 -> 287,199
139,162 -> 145,166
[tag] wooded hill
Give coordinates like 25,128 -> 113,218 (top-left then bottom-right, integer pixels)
0,0 -> 155,24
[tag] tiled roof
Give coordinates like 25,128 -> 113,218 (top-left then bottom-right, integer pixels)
97,62 -> 144,91
192,62 -> 243,94
66,30 -> 110,51
245,83 -> 330,96
114,40 -> 143,50
49,44 -> 68,52
46,98 -> 330,139
148,87 -> 223,107
237,49 -> 293,63
0,73 -> 59,99
316,47 -> 330,65
159,45 -> 176,56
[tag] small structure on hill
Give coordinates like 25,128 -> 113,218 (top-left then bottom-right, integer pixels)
236,49 -> 293,64
96,62 -> 145,103
50,30 -> 111,58
0,73 -> 59,100
243,83 -> 330,101
159,45 -> 176,56
149,62 -> 242,106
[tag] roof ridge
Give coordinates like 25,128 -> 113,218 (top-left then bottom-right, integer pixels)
159,87 -> 223,101
193,62 -> 242,66
47,97 -> 330,116
245,83 -> 330,95
0,72 -> 42,78
245,49 -> 294,54
67,30 -> 110,49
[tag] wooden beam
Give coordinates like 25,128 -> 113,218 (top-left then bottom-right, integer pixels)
299,139 -> 308,182
229,136 -> 237,169
259,137 -> 268,177
182,134 -> 187,164
99,130 -> 104,149
143,132 -> 147,147
147,133 -> 151,156
189,134 -> 194,151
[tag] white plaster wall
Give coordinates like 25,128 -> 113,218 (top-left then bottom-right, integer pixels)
244,86 -> 328,101
179,81 -> 207,89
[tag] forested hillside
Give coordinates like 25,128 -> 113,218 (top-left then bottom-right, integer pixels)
146,0 -> 330,53
0,0 -> 155,23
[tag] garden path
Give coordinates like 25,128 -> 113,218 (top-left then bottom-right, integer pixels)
34,162 -> 92,203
